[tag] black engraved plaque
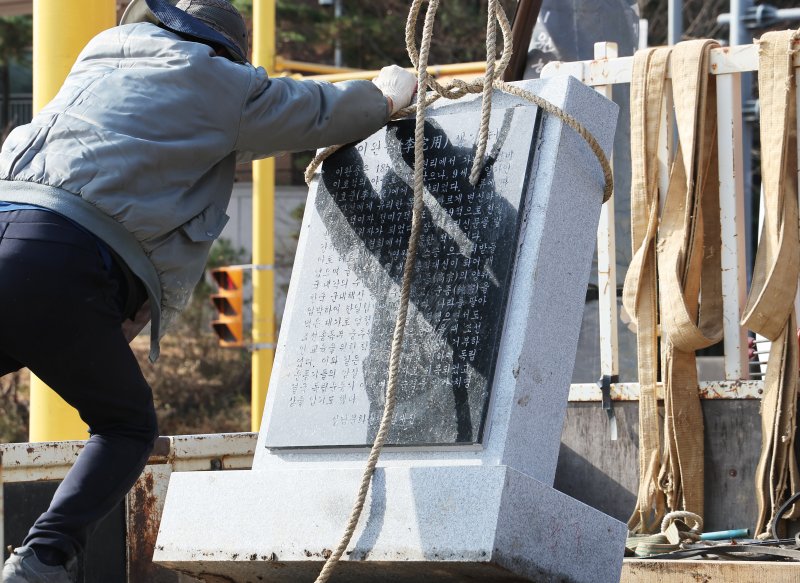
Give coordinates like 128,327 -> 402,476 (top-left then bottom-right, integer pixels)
264,105 -> 541,448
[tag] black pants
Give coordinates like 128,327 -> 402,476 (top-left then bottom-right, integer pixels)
0,210 -> 158,560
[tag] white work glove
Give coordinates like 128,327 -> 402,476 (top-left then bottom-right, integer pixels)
373,65 -> 417,116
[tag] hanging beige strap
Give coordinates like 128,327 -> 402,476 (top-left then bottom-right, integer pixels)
624,46 -> 670,534
656,39 -> 723,522
755,313 -> 800,537
742,31 -> 799,340
747,30 -> 800,537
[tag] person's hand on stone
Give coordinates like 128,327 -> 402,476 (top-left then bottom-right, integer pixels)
373,65 -> 417,116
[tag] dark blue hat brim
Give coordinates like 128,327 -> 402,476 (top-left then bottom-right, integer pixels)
144,0 -> 247,62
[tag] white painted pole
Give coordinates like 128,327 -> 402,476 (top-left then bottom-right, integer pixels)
731,0 -> 754,283
593,42 -> 619,439
592,42 -> 619,385
668,0 -> 682,45
716,73 -> 749,380
334,0 -> 343,68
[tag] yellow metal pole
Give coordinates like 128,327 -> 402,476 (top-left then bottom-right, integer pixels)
29,0 -> 116,442
305,61 -> 487,83
275,56 -> 360,75
251,0 -> 276,432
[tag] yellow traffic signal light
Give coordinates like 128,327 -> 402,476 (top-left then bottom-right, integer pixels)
211,266 -> 244,347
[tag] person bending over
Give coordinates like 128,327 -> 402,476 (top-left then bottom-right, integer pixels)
0,1 -> 415,581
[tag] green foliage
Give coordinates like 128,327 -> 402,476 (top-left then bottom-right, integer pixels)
640,0 -> 800,46
187,237 -> 249,296
0,15 -> 32,66
208,237 -> 249,268
230,0 -> 252,17
133,330 -> 251,436
308,0 -> 518,69
289,200 -> 306,224
0,371 -> 28,443
0,15 -> 31,132
232,0 -> 517,69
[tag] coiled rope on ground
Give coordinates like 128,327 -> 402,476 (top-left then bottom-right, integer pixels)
310,2 -> 614,581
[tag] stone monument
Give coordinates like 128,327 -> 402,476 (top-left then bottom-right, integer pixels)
154,75 -> 626,582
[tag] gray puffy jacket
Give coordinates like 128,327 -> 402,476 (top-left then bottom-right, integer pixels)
0,23 -> 389,361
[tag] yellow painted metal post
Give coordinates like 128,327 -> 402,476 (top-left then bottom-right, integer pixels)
29,0 -> 116,442
251,0 -> 276,432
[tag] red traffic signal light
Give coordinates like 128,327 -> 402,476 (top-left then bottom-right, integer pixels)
211,266 -> 244,347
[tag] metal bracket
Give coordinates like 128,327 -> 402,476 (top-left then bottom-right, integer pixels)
225,263 -> 274,271
597,374 -> 619,441
250,343 -> 276,351
742,98 -> 759,124
717,5 -> 800,31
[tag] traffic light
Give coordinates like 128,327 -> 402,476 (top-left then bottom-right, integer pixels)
210,266 -> 244,347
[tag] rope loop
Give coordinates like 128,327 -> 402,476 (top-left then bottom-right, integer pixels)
312,2 -> 614,581
661,510 -> 703,535
405,0 -> 514,184
405,0 -> 511,93
306,0 -> 613,201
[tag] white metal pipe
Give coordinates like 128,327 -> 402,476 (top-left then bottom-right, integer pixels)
716,73 -> 750,380
718,7 -> 800,26
540,43 -> 800,86
668,0 -> 682,45
730,0 -> 751,46
639,19 -> 649,50
334,0 -> 343,68
731,0 -> 754,285
593,42 -> 619,385
568,380 -> 764,401
542,39 -> 789,400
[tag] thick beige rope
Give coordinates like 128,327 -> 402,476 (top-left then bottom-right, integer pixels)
306,1 -> 613,203
660,510 -> 703,536
312,2 -> 438,582
471,0 -> 498,185
311,2 -> 613,581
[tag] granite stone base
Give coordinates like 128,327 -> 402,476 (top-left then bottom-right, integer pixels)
154,465 -> 626,583
155,75 -> 624,582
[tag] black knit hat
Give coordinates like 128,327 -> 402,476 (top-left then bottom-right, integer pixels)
121,0 -> 249,63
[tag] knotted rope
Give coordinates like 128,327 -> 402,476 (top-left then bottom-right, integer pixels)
626,510 -> 703,557
306,0 -> 613,201
311,2 -> 613,581
661,510 -> 703,539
